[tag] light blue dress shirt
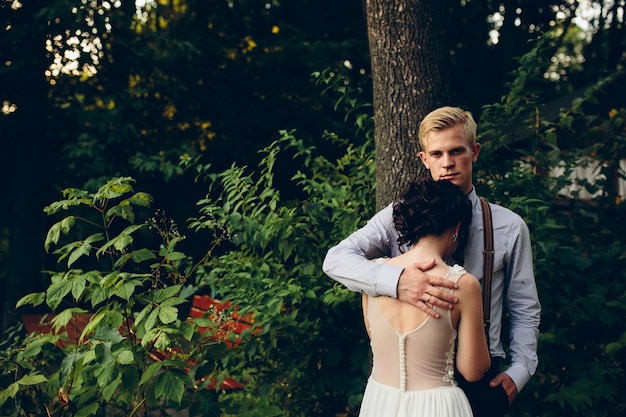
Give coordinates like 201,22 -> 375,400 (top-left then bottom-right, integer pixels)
322,187 -> 541,391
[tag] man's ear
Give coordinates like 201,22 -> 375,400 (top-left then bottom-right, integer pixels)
418,151 -> 429,168
472,143 -> 481,162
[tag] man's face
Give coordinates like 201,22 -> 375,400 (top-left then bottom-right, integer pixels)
418,125 -> 480,195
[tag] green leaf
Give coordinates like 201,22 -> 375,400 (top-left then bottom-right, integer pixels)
130,248 -> 157,263
44,216 -> 75,252
95,357 -> 116,384
105,203 -> 136,223
114,281 -> 140,301
140,362 -> 163,386
46,274 -> 74,310
159,306 -> 178,324
153,331 -> 171,351
0,382 -> 20,407
90,285 -> 111,307
59,351 -> 84,386
152,285 -> 183,303
134,303 -> 153,327
17,374 -> 48,386
71,276 -> 87,301
126,192 -> 153,207
101,374 -> 121,401
75,403 -> 99,417
94,327 -> 125,344
51,308 -> 88,333
94,177 -> 135,202
100,271 -> 123,288
116,349 -> 135,365
16,292 -> 46,308
144,307 -> 160,332
67,240 -> 92,268
80,311 -> 106,342
179,284 -> 196,299
44,189 -> 91,215
18,334 -> 60,360
114,235 -> 134,251
154,370 -> 185,404
160,297 -> 187,308
181,321 -> 195,341
98,233 -> 135,258
164,251 -> 186,261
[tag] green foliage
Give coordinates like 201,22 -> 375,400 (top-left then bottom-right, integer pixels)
188,111 -> 376,415
0,177 -> 235,417
475,32 -> 626,417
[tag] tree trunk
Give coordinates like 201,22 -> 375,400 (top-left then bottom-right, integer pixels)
365,0 -> 452,209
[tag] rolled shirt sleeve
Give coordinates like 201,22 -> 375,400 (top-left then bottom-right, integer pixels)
322,204 -> 404,298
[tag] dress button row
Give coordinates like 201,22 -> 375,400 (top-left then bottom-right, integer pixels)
398,333 -> 407,392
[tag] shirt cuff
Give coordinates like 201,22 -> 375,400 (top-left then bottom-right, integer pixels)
504,362 -> 532,392
372,264 -> 404,298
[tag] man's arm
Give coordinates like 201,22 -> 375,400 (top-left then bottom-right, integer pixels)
322,204 -> 458,317
498,218 -> 541,393
322,205 -> 400,296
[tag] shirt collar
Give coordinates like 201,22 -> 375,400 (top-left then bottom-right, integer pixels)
467,186 -> 480,208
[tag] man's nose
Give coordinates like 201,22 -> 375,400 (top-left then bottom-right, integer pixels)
442,154 -> 454,168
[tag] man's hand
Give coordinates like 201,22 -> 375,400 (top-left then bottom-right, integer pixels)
489,372 -> 518,406
396,259 -> 459,318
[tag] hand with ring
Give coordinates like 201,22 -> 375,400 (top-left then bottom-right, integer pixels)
396,260 -> 459,319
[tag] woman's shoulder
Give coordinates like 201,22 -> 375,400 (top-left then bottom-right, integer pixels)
455,270 -> 481,297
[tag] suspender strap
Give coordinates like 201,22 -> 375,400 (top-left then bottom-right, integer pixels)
480,198 -> 494,346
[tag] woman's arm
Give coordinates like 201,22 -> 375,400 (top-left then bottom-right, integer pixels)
455,274 -> 491,382
361,293 -> 371,339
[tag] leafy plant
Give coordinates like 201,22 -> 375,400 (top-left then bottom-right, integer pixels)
186,92 -> 377,415
0,177 -> 237,417
475,32 -> 626,417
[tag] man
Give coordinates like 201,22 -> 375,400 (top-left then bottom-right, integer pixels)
322,106 -> 540,417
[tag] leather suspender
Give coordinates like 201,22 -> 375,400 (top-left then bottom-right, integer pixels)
480,198 -> 494,346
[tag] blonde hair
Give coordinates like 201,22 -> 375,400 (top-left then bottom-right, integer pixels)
418,106 -> 477,149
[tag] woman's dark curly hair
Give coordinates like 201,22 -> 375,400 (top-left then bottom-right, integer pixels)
393,179 -> 472,254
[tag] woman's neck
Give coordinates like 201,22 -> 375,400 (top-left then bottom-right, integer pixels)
405,235 -> 451,263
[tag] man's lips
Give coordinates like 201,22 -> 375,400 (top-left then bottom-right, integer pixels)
440,174 -> 457,180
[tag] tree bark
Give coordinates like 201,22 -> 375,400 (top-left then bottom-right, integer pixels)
365,0 -> 452,209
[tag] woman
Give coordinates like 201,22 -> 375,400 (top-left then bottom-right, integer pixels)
359,179 -> 490,416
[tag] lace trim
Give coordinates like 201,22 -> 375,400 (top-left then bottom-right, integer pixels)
449,264 -> 466,276
443,265 -> 463,386
443,329 -> 458,386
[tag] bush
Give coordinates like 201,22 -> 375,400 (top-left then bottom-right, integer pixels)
475,34 -> 626,417
0,178 -> 236,416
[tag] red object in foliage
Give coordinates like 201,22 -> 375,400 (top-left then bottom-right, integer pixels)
188,295 -> 254,348
21,295 -> 251,391
21,313 -> 93,347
